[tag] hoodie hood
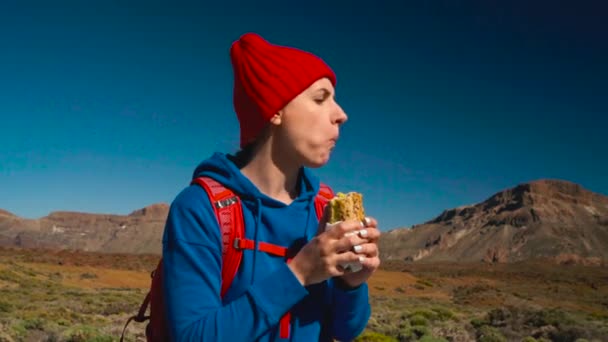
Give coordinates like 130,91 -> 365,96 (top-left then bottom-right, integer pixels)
192,152 -> 321,208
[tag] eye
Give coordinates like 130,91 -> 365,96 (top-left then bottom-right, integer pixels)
314,98 -> 325,104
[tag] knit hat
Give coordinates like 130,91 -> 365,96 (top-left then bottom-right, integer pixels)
230,32 -> 337,148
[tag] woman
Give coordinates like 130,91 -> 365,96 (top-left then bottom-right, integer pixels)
162,32 -> 381,341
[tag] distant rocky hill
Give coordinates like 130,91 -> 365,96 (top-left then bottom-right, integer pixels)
0,204 -> 168,254
3,179 -> 607,264
379,179 -> 608,264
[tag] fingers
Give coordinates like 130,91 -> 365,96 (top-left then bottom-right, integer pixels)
333,231 -> 368,253
325,220 -> 365,239
362,216 -> 378,228
333,251 -> 364,272
351,242 -> 379,258
356,227 -> 381,242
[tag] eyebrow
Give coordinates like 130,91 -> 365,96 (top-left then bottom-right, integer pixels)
315,88 -> 332,97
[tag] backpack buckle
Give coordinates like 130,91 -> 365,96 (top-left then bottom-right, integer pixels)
215,196 -> 238,209
233,238 -> 242,250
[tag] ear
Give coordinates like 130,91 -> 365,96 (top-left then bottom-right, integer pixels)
270,111 -> 282,126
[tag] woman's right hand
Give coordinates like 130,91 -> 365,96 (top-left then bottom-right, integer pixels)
288,219 -> 368,286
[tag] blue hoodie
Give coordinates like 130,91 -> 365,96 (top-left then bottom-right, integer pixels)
162,152 -> 371,341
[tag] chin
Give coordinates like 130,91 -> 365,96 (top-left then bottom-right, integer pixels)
304,154 -> 331,169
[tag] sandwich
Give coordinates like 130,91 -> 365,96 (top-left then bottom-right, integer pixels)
327,192 -> 366,272
327,192 -> 366,224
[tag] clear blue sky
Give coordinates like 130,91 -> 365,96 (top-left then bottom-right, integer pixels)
1,1 -> 606,230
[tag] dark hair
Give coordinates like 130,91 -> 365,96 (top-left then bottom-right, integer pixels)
229,124 -> 271,168
230,143 -> 256,168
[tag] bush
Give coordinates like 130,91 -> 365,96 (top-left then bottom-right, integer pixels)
431,306 -> 456,321
410,308 -> 437,321
471,317 -> 489,329
477,326 -> 507,342
487,307 -> 511,327
399,325 -> 430,340
23,318 -> 45,330
549,327 -> 588,342
355,331 -> 398,342
409,314 -> 429,327
418,336 -> 448,342
0,301 -> 12,313
80,272 -> 98,280
62,325 -> 113,342
526,309 -> 574,328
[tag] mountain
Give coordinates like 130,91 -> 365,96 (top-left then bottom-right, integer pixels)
2,179 -> 607,264
379,179 -> 608,264
0,204 -> 169,254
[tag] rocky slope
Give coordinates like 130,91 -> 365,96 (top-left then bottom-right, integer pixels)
379,179 -> 608,264
0,204 -> 168,254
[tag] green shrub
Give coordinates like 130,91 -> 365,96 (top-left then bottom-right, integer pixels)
409,314 -> 429,327
477,326 -> 506,342
0,301 -> 12,313
549,327 -> 587,342
418,336 -> 448,342
410,308 -> 437,321
522,337 -> 537,342
23,317 -> 45,330
471,317 -> 488,329
526,308 -> 574,328
487,308 -> 511,327
399,325 -> 430,340
431,306 -> 456,321
355,331 -> 398,342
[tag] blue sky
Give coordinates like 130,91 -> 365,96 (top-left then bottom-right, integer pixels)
1,1 -> 606,230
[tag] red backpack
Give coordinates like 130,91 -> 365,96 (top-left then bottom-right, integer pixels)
121,176 -> 334,342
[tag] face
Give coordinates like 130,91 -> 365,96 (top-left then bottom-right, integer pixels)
270,77 -> 348,168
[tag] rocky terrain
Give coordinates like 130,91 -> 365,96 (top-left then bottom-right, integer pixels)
0,204 -> 168,255
380,179 -> 608,264
2,179 -> 608,266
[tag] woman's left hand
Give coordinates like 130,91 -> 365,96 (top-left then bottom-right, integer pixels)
338,217 -> 381,288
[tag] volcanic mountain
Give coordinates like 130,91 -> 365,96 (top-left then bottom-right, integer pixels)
379,179 -> 608,264
0,204 -> 168,254
2,179 -> 607,264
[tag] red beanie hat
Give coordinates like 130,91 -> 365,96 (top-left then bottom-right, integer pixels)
230,33 -> 337,148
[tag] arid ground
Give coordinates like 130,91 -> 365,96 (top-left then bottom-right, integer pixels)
0,248 -> 606,342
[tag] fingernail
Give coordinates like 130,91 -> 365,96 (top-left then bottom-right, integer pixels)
364,217 -> 372,226
353,245 -> 362,253
360,220 -> 365,228
359,229 -> 368,237
359,256 -> 366,263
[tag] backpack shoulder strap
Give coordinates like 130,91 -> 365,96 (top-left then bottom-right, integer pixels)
191,176 -> 245,298
314,182 -> 334,220
121,177 -> 249,342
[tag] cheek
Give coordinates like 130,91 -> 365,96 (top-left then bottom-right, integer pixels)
286,113 -> 325,144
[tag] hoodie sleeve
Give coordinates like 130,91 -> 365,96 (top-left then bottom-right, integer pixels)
162,185 -> 309,341
328,278 -> 371,341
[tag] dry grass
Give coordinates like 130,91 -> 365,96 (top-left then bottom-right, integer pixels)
0,247 -> 606,341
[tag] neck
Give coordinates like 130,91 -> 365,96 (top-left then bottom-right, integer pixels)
240,141 -> 301,204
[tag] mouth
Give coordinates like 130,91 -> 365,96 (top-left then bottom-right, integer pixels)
329,138 -> 338,150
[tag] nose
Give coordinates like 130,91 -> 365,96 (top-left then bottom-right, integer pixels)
333,103 -> 348,125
